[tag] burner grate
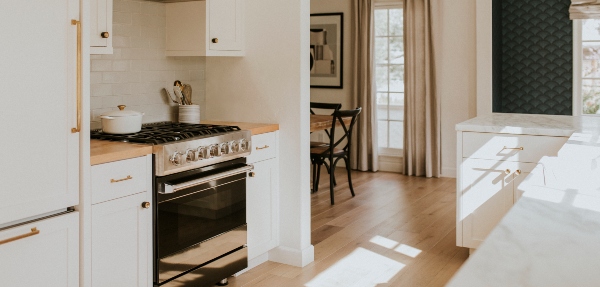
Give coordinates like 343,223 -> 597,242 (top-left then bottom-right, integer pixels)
90,122 -> 242,144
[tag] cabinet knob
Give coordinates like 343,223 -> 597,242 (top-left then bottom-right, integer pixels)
141,202 -> 151,209
504,169 -> 511,175
249,172 -> 256,177
514,169 -> 522,176
101,31 -> 110,38
212,38 -> 219,43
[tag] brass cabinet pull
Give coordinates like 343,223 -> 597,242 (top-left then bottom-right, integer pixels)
256,145 -> 269,150
141,202 -> 151,209
514,169 -> 522,176
249,172 -> 256,177
504,169 -> 511,175
71,19 -> 82,133
0,227 -> 40,246
503,146 -> 524,151
101,31 -> 110,38
111,175 -> 132,183
212,38 -> 219,43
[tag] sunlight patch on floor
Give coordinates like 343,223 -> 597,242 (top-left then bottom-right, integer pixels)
370,235 -> 422,258
394,244 -> 422,258
369,235 -> 398,249
305,248 -> 405,287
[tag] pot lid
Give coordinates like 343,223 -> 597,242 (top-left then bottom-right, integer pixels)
101,105 -> 142,117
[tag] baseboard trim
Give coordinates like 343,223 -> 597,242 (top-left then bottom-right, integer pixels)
441,167 -> 456,178
269,245 -> 314,267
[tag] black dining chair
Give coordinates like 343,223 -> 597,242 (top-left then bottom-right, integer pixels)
310,107 -> 362,205
310,102 -> 341,148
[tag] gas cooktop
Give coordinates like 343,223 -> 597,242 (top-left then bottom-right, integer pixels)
90,122 -> 242,144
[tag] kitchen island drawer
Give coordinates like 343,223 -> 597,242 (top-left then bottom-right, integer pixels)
91,156 -> 149,204
247,131 -> 278,164
462,132 -> 567,163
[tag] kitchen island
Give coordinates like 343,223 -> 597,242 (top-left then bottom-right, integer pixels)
448,114 -> 600,286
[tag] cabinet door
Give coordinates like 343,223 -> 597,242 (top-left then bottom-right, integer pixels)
0,212 -> 79,286
90,0 -> 113,54
92,192 -> 151,287
513,163 -> 544,202
0,0 -> 79,226
460,159 -> 515,248
246,158 -> 279,259
208,0 -> 242,51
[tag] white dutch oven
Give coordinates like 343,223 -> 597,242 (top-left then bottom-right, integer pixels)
100,105 -> 144,134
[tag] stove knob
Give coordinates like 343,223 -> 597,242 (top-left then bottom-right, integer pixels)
230,140 -> 239,153
185,149 -> 198,162
169,151 -> 183,166
239,139 -> 250,151
209,144 -> 219,158
219,142 -> 229,155
197,146 -> 208,160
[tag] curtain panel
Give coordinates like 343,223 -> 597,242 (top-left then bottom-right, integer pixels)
350,0 -> 379,172
402,0 -> 441,178
570,0 -> 600,19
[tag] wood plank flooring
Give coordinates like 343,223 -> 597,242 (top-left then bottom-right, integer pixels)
226,168 -> 468,287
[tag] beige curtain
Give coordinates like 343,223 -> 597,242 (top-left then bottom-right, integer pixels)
402,0 -> 440,178
350,0 -> 379,172
570,0 -> 600,19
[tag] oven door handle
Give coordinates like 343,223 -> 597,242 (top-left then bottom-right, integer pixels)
161,164 -> 254,194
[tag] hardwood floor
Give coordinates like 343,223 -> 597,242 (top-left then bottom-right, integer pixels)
227,168 -> 468,287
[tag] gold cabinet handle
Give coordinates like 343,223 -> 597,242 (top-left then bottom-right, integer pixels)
71,19 -> 82,133
0,227 -> 40,246
256,145 -> 269,150
111,175 -> 132,183
514,169 -> 522,176
503,146 -> 524,151
212,38 -> 219,43
141,202 -> 151,209
505,169 -> 511,175
249,172 -> 256,177
101,31 -> 110,38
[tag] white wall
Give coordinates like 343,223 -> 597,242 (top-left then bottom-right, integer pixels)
205,0 -> 313,267
436,0 -> 477,177
89,0 -> 206,129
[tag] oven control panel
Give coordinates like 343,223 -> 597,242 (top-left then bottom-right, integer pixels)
155,130 -> 252,176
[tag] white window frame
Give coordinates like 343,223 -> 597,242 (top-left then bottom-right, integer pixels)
573,19 -> 600,116
374,2 -> 403,157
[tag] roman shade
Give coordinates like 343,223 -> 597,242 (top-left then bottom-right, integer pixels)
570,0 -> 600,19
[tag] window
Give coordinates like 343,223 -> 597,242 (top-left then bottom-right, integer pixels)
374,6 -> 404,155
575,19 -> 600,115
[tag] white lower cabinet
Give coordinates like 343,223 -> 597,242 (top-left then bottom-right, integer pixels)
457,131 -> 567,249
0,212 -> 79,287
246,131 -> 279,265
90,155 -> 152,287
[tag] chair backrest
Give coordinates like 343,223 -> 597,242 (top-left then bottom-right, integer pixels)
326,107 -> 362,155
310,102 -> 341,115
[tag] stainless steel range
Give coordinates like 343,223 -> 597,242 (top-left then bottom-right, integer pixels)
92,122 -> 253,287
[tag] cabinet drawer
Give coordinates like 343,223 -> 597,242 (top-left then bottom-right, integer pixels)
462,132 -> 567,162
91,156 -> 148,204
247,132 -> 278,163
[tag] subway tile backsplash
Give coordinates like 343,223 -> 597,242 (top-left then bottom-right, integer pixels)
90,0 -> 206,130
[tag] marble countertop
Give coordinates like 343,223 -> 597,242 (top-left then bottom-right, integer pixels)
448,113 -> 600,287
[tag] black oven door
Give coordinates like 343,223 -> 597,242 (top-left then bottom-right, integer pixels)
154,158 -> 250,285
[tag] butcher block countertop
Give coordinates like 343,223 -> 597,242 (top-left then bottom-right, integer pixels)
90,121 -> 279,165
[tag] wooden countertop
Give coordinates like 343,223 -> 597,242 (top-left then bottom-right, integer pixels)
90,121 -> 279,165
201,121 -> 279,135
90,140 -> 152,166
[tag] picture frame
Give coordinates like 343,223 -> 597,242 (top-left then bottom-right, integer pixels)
310,13 -> 343,89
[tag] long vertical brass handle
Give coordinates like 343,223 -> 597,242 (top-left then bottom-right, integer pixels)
71,19 -> 82,133
0,228 -> 40,246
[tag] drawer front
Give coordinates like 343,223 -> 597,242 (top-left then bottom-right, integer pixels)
462,132 -> 567,162
91,156 -> 148,204
247,131 -> 278,164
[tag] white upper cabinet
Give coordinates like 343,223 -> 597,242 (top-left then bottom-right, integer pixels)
90,0 -> 113,54
166,0 -> 244,56
0,0 -> 80,226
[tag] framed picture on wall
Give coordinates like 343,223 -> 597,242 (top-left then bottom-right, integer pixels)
310,13 -> 343,89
